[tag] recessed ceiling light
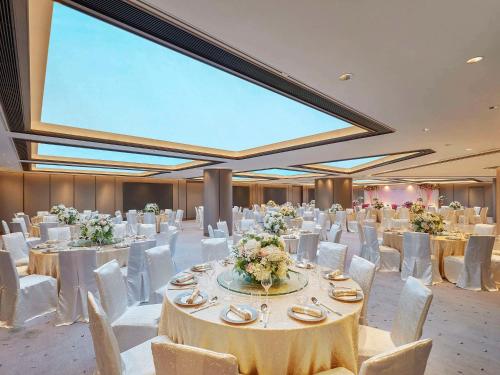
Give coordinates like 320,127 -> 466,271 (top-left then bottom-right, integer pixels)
444,143 -> 452,146
466,56 -> 483,64
339,73 -> 353,81
423,128 -> 430,132
465,148 -> 473,151
489,105 -> 499,110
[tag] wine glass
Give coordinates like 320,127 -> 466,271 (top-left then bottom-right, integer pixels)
222,269 -> 234,302
261,275 -> 273,303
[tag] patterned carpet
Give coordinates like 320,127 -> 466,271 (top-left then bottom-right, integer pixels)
1,221 -> 499,375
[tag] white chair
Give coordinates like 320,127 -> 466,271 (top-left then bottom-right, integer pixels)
357,222 -> 370,260
126,212 -> 138,235
151,336 -> 239,375
143,212 -> 156,226
402,232 -> 441,285
43,215 -> 58,223
0,250 -> 57,328
174,209 -> 184,230
358,277 -> 433,363
381,208 -> 395,230
472,207 -> 488,224
364,226 -> 400,272
155,232 -> 169,246
39,222 -> 58,242
458,207 -> 475,225
326,224 -> 342,243
301,220 -> 316,232
321,338 -> 432,375
138,224 -> 156,239
297,233 -> 320,262
124,240 -> 157,304
317,212 -> 328,240
160,222 -> 177,234
167,231 -> 179,258
56,249 -> 98,325
201,238 -> 228,262
334,210 -> 347,230
113,223 -> 127,239
12,217 -> 28,235
207,224 -> 215,238
443,235 -> 497,291
145,246 -> 176,303
94,260 -> 161,352
473,224 -> 495,235
37,211 -> 49,217
217,221 -> 230,237
2,232 -> 29,268
390,218 -> 410,231
87,291 -> 163,375
347,210 -> 365,233
317,242 -> 347,273
398,207 -> 410,220
349,255 -> 376,325
48,226 -> 71,241
2,220 -> 10,234
114,213 -> 123,224
240,219 -> 255,231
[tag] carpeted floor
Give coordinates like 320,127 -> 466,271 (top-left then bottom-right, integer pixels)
1,221 -> 499,375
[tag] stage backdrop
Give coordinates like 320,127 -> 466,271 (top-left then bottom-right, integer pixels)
364,184 -> 439,206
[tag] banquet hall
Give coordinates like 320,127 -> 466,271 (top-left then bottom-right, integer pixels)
0,0 -> 499,374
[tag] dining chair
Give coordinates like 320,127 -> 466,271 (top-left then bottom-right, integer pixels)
297,233 -> 320,262
39,222 -> 58,242
151,336 -> 239,375
48,226 -> 71,241
402,232 -> 441,285
143,212 -> 156,226
155,232 -> 169,246
347,210 -> 365,233
145,246 -> 176,303
137,223 -> 156,239
207,224 -> 215,238
301,220 -> 316,232
201,238 -> 228,262
217,221 -> 230,237
94,260 -> 162,352
123,239 -> 156,304
174,209 -> 184,230
358,276 -> 433,363
317,242 -> 347,273
1,220 -> 10,234
443,235 -> 497,291
87,291 -> 166,375
398,207 -> 410,220
319,338 -> 432,375
326,224 -> 342,243
0,250 -> 57,328
240,219 -> 255,231
112,223 -> 127,240
348,255 -> 376,325
356,222 -> 370,260
473,224 -> 495,235
1,233 -> 29,276
43,215 -> 59,223
167,230 -> 179,259
12,217 -> 28,235
364,226 -> 400,272
56,249 -> 98,326
334,211 -> 347,230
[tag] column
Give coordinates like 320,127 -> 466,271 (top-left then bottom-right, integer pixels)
203,169 -> 232,236
495,169 -> 500,233
314,177 -> 353,210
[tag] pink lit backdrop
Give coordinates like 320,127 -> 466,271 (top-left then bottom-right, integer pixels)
363,184 -> 439,206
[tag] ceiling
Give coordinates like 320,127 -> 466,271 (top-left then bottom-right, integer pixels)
0,0 -> 499,185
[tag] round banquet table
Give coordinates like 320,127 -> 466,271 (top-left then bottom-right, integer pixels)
137,213 -> 168,232
382,231 -> 467,274
28,244 -> 129,280
159,264 -> 362,375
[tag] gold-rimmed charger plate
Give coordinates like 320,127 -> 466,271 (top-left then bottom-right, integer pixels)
174,291 -> 208,307
322,272 -> 350,281
170,274 -> 198,286
220,305 -> 258,325
287,305 -> 326,323
329,289 -> 364,302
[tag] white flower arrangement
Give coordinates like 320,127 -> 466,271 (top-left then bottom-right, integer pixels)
50,204 -> 66,216
449,201 -> 462,210
58,207 -> 79,225
263,211 -> 287,235
144,203 -> 159,214
233,233 -> 293,283
411,213 -> 444,235
329,203 -> 343,213
266,200 -> 277,207
410,201 -> 425,215
279,206 -> 297,218
80,216 -> 114,244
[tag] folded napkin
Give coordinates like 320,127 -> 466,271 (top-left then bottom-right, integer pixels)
326,270 -> 342,279
229,305 -> 252,321
186,288 -> 200,304
174,273 -> 194,284
291,305 -> 323,318
332,289 -> 357,298
192,263 -> 211,271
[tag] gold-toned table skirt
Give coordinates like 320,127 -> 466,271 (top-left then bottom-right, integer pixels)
137,213 -> 169,232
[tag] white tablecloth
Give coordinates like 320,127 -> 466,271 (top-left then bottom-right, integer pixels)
159,264 -> 362,374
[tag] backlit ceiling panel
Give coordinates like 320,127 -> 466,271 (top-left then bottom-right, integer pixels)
31,163 -> 154,176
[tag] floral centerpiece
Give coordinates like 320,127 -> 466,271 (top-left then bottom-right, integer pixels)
80,216 -> 114,245
329,203 -> 343,213
449,201 -> 462,210
263,211 -> 287,235
144,203 -> 159,214
58,207 -> 79,225
372,199 -> 385,209
233,233 -> 293,283
266,200 -> 277,207
50,203 -> 66,216
403,201 -> 413,209
411,213 -> 444,235
410,201 -> 425,215
279,206 -> 297,218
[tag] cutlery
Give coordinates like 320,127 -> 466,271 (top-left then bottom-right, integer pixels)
168,286 -> 198,290
189,297 -> 218,314
260,303 -> 268,324
311,296 -> 342,316
263,307 -> 270,328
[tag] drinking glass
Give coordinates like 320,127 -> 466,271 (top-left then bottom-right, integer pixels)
222,270 -> 234,302
261,276 -> 273,303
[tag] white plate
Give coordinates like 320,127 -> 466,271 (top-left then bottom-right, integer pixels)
220,305 -> 258,324
174,291 -> 208,307
329,289 -> 364,302
295,262 -> 315,269
170,274 -> 198,286
287,305 -> 326,322
191,264 -> 212,272
322,272 -> 350,281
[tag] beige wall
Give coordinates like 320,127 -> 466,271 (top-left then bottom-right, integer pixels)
439,183 -> 495,218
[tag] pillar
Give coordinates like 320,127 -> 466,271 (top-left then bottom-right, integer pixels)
495,169 -> 500,233
203,169 -> 232,236
314,177 -> 353,210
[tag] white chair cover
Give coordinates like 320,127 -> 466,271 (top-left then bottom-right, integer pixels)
174,209 -> 184,230
301,220 -> 316,232
56,249 -> 98,325
317,242 -> 347,272
2,232 -> 29,264
381,208 -> 395,230
39,222 -> 59,242
145,246 -> 176,303
401,232 -> 436,285
126,212 -> 138,235
398,207 -> 410,220
334,211 -> 347,230
151,336 -> 239,375
213,229 -> 226,238
390,218 -> 410,231
357,222 -> 370,260
349,255 -> 376,325
167,231 -> 179,258
201,238 -> 228,262
12,217 -> 28,235
155,232 -> 169,246
364,225 -> 400,272
138,224 -> 156,239
358,338 -> 432,375
326,224 -> 342,243
473,224 -> 495,235
207,224 -> 215,238
143,212 -> 156,225
37,211 -> 49,217
297,233 -> 320,262
48,226 -> 71,241
217,221 -> 230,237
0,250 -> 57,328
43,215 -> 59,223
2,220 -> 10,234
126,239 -> 156,304
94,260 -> 161,352
240,219 -> 255,231
113,223 -> 127,239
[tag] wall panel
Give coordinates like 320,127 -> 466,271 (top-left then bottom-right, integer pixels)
186,181 -> 203,219
263,187 -> 287,205
0,172 -> 23,227
96,176 -> 116,214
291,186 -> 302,205
233,185 -> 250,208
24,173 -> 50,217
74,175 -> 96,211
50,174 -> 74,207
